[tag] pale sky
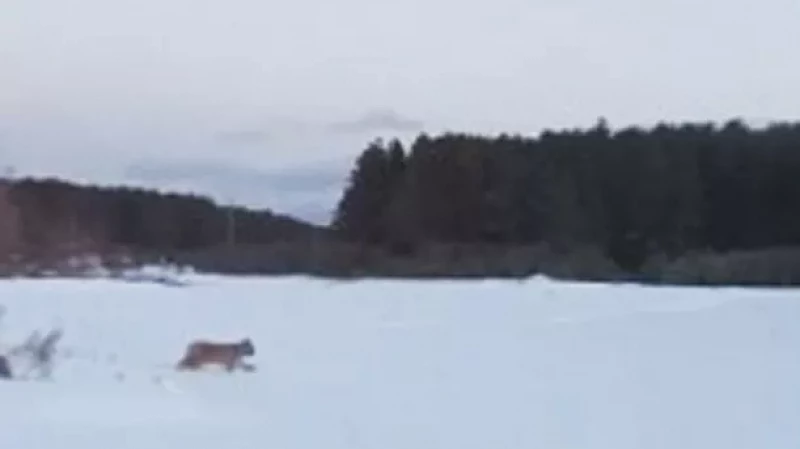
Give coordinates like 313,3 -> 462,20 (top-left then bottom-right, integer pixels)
2,0 -> 799,223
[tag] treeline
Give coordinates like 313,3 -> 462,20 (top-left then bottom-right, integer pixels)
332,118 -> 800,284
0,177 -> 327,274
4,117 -> 800,285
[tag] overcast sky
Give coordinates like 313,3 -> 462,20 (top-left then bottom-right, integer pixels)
2,0 -> 799,223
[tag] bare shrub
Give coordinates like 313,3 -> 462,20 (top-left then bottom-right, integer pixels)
9,328 -> 64,380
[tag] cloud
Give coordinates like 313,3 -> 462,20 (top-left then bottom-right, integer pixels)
217,110 -> 425,145
126,159 -> 347,193
123,158 -> 353,224
328,109 -> 424,134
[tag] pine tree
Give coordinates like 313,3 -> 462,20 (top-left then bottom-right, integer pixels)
333,139 -> 397,243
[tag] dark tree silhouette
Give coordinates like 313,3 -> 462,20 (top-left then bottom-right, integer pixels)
332,117 -> 800,280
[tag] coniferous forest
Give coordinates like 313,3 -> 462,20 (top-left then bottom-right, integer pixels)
3,118 -> 800,285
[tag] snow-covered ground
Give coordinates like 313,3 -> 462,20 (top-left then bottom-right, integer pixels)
0,274 -> 798,449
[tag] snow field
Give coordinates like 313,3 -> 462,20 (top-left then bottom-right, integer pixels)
0,275 -> 798,449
